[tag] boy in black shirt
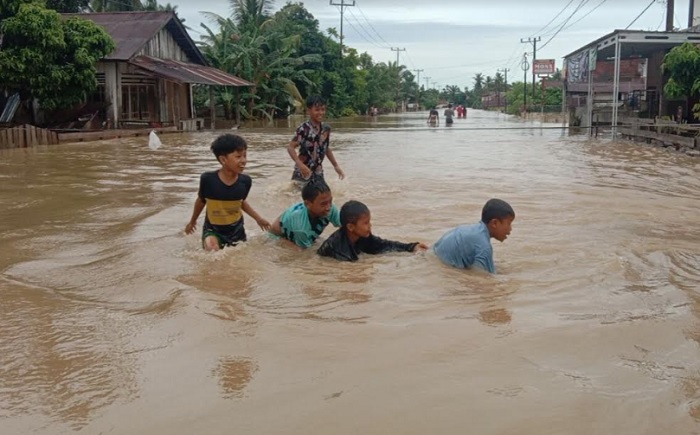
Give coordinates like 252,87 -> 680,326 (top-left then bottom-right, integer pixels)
185,134 -> 270,251
317,200 -> 428,261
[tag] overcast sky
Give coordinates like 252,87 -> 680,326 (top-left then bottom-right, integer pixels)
176,0 -> 692,88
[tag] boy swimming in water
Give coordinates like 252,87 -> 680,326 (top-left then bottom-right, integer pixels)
317,200 -> 428,261
269,176 -> 340,248
433,198 -> 514,273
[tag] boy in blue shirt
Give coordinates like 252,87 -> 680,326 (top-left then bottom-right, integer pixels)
269,176 -> 340,248
318,200 -> 428,262
184,134 -> 270,251
433,198 -> 515,273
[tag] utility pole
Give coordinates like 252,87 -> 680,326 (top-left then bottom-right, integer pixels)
330,0 -> 355,56
498,68 -> 509,112
521,53 -> 529,111
424,76 -> 431,89
413,69 -> 424,88
413,69 -> 424,109
521,36 -> 540,102
391,48 -> 406,110
391,47 -> 406,67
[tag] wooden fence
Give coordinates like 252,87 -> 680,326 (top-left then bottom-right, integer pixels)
617,116 -> 699,150
0,124 -> 59,149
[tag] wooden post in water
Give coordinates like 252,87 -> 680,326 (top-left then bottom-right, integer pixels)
209,86 -> 216,130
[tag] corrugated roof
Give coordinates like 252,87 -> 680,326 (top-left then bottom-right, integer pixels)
62,12 -> 204,64
130,56 -> 254,87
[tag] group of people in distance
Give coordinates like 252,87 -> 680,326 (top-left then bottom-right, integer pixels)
427,103 -> 467,127
185,96 -> 515,273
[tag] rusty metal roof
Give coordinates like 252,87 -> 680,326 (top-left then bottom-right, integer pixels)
62,12 -> 204,64
130,56 -> 254,87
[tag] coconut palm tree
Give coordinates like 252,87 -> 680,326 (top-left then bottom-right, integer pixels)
198,10 -> 317,119
229,0 -> 274,31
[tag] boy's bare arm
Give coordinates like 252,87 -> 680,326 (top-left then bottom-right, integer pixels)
326,148 -> 345,179
242,200 -> 271,231
287,140 -> 312,178
185,197 -> 206,234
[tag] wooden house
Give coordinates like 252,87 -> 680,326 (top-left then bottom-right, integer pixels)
64,11 -> 252,131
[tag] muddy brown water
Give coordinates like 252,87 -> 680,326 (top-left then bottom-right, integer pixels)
1,111 -> 700,434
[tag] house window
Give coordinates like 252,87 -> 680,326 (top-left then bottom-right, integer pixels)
88,84 -> 106,104
121,84 -> 156,120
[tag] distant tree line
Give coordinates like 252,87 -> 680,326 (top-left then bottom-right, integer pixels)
2,0 -> 573,122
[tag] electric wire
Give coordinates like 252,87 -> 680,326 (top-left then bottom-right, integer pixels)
625,0 -> 657,30
539,0 -> 591,50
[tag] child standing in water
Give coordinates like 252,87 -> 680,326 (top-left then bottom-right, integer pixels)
433,198 -> 514,273
184,134 -> 270,251
287,95 -> 345,185
427,106 -> 439,126
317,200 -> 428,261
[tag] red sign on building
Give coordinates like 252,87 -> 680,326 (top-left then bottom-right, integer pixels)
533,59 -> 556,75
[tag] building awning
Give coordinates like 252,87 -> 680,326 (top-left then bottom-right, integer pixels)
129,55 -> 253,87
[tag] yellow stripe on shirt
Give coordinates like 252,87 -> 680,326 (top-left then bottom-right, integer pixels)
206,198 -> 243,226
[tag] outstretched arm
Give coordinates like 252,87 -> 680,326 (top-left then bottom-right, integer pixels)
185,197 -> 206,234
358,234 -> 423,255
242,200 -> 271,231
326,148 -> 344,179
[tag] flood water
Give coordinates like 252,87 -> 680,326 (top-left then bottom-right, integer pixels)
2,110 -> 700,434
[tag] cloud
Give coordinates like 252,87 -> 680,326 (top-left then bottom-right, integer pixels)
178,0 -> 691,86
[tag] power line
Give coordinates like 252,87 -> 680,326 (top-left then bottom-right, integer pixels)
404,51 -> 418,70
424,57 -> 516,71
625,0 -> 656,30
539,0 -> 591,50
355,3 -> 392,47
558,0 -> 608,33
345,8 -> 389,48
530,0 -> 577,37
329,0 -> 356,55
342,8 -> 388,49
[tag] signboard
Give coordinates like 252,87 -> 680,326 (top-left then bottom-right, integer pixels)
533,59 -> 555,75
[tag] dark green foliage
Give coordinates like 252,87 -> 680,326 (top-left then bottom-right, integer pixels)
0,1 -> 114,111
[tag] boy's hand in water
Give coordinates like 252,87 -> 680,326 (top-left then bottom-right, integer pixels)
256,218 -> 272,232
334,166 -> 345,180
185,221 -> 196,235
414,242 -> 429,252
299,164 -> 312,179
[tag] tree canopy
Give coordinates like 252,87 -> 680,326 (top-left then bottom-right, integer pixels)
0,0 -> 114,112
662,42 -> 700,119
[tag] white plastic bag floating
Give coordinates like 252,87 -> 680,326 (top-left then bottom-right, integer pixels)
148,130 -> 162,150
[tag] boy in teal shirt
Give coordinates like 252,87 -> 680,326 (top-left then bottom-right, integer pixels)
433,198 -> 515,273
269,177 -> 340,248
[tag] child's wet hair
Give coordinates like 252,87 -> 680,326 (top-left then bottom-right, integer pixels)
211,134 -> 247,159
306,95 -> 326,108
301,176 -> 331,202
340,200 -> 370,227
481,198 -> 515,224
